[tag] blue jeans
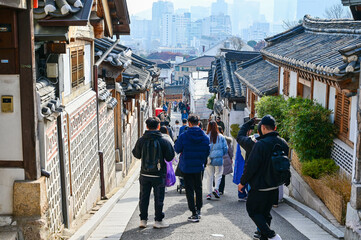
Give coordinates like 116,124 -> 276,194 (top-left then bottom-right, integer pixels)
139,175 -> 166,221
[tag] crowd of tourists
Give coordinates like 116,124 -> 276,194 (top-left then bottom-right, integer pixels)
132,111 -> 290,240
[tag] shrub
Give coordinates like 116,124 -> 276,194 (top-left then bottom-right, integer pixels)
286,98 -> 336,161
207,94 -> 216,110
255,95 -> 287,137
230,124 -> 240,139
302,158 -> 339,179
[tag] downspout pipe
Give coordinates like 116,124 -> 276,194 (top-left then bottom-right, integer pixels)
93,38 -> 120,199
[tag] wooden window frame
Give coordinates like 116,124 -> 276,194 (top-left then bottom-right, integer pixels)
70,46 -> 85,89
334,90 -> 353,146
283,70 -> 290,96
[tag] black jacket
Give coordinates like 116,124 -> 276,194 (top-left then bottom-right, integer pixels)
236,120 -> 255,161
240,131 -> 289,190
132,130 -> 175,177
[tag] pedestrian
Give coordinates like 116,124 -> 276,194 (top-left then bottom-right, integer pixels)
181,109 -> 188,121
173,101 -> 178,112
132,117 -> 175,229
174,114 -> 210,222
179,119 -> 188,136
205,121 -> 228,200
238,115 -> 290,240
160,126 -> 174,144
218,127 -> 233,195
216,116 -> 225,134
236,118 -> 258,201
163,103 -> 168,113
164,112 -> 171,123
172,120 -> 181,141
164,121 -> 174,141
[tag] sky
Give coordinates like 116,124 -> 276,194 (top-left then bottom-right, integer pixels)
127,0 -> 273,21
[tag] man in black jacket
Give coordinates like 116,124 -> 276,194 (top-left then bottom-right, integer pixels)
238,115 -> 289,240
132,117 -> 175,229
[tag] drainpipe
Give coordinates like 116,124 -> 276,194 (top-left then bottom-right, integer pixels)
93,38 -> 120,199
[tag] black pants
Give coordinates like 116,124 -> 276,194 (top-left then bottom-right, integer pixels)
182,171 -> 203,214
246,188 -> 278,239
219,175 -> 226,193
139,175 -> 166,221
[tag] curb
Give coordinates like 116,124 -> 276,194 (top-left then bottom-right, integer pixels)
284,196 -> 345,239
69,161 -> 140,240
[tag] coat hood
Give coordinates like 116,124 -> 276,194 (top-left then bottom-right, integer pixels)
185,127 -> 208,143
143,130 -> 163,139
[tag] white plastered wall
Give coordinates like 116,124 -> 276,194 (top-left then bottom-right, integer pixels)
279,67 -> 284,95
329,87 -> 336,123
350,95 -> 357,143
313,81 -> 327,107
289,71 -> 297,97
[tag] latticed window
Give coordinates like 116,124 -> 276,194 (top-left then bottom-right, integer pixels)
70,46 -> 85,89
335,91 -> 351,140
283,70 -> 290,96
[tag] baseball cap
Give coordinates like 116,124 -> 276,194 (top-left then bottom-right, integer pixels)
260,115 -> 276,129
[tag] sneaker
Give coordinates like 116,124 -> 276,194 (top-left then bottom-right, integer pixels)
153,220 -> 169,229
268,234 -> 282,240
139,220 -> 147,228
187,214 -> 200,222
253,230 -> 261,239
273,204 -> 278,208
213,189 -> 220,198
196,209 -> 201,218
238,197 -> 247,202
206,194 -> 212,200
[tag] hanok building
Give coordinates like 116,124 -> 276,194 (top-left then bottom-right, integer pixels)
261,14 -> 361,237
174,55 -> 215,85
94,38 -> 160,176
234,55 -> 279,118
0,0 -> 133,239
207,49 -> 260,134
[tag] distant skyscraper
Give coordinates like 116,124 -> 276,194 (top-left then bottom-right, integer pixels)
152,1 -> 174,40
211,0 -> 228,16
160,13 -> 191,47
273,0 -> 296,24
191,6 -> 210,21
232,0 -> 260,35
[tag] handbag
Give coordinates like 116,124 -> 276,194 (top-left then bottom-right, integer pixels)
165,159 -> 176,187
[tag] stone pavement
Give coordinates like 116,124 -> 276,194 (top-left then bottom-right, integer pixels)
86,168 -> 337,240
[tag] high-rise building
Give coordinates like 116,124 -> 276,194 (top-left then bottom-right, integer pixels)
232,0 -> 260,35
152,1 -> 174,40
211,0 -> 228,16
160,13 -> 191,47
209,14 -> 232,37
190,6 -> 210,21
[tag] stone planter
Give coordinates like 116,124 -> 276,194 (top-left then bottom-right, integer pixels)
291,151 -> 347,224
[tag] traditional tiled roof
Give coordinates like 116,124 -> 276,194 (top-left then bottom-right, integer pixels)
36,78 -> 61,119
34,0 -> 130,35
164,85 -> 183,95
235,56 -> 278,97
178,56 -> 215,68
262,15 -> 361,79
342,0 -> 361,6
94,38 -> 159,95
210,50 -> 260,100
220,49 -> 260,62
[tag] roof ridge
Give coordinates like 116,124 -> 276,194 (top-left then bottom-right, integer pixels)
303,14 -> 361,34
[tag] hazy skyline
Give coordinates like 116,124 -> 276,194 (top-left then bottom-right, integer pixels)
128,0 -> 274,22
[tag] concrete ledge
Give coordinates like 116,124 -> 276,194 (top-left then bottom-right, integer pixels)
284,196 -> 345,239
69,160 -> 140,240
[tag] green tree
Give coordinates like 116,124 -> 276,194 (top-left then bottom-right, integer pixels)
207,94 -> 216,110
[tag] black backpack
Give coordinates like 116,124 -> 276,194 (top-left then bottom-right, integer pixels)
141,138 -> 163,174
271,144 -> 291,186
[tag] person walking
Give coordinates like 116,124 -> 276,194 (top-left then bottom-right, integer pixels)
238,115 -> 290,240
218,127 -> 233,195
174,115 -> 210,222
172,120 -> 181,141
205,121 -> 228,200
178,119 -> 188,136
216,116 -> 225,133
132,117 -> 175,229
181,109 -> 188,121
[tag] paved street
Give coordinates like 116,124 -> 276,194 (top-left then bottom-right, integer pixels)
120,175 -> 308,240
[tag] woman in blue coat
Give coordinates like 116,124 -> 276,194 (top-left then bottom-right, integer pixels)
205,121 -> 228,200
